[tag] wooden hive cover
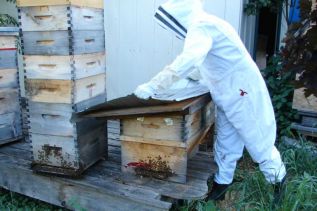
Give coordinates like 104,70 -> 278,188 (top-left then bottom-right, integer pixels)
78,94 -> 212,119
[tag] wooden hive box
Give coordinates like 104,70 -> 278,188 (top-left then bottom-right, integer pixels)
79,94 -> 215,184
0,27 -> 22,145
293,88 -> 317,114
121,103 -> 214,184
28,102 -> 107,177
17,0 -> 104,9
18,4 -> 105,56
25,73 -> 106,104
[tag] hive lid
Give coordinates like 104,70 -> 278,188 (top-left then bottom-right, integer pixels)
77,94 -> 211,119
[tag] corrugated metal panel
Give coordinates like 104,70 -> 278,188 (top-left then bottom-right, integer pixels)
104,0 -> 246,100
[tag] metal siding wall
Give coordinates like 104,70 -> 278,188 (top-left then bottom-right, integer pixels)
105,0 -> 245,100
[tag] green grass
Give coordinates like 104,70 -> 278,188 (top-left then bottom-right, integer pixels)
177,137 -> 317,211
0,188 -> 65,210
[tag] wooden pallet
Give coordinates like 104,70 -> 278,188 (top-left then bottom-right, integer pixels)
0,134 -> 216,210
291,111 -> 317,138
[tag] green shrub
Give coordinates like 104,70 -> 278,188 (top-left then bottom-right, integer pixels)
261,55 -> 298,137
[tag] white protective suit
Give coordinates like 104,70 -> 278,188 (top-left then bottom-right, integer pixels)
135,0 -> 286,184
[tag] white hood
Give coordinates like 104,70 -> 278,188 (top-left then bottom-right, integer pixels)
154,0 -> 204,39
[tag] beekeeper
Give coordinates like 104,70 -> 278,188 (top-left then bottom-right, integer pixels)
134,0 -> 286,200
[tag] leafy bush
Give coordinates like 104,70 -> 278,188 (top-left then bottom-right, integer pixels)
281,1 -> 317,97
261,55 -> 298,137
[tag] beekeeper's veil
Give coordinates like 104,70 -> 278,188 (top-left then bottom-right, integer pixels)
154,0 -> 204,39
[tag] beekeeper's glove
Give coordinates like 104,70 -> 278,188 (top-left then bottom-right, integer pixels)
134,83 -> 155,100
134,66 -> 181,99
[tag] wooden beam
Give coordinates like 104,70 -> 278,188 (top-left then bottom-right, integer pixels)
0,149 -> 171,210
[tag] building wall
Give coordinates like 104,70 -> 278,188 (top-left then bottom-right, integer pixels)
105,0 -> 250,100
2,0 -> 253,100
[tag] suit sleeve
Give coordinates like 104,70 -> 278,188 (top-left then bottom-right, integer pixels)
170,25 -> 213,78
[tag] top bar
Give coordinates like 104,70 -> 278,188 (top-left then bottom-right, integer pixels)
17,0 -> 104,9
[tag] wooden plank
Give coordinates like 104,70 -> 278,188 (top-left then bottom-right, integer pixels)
0,113 -> 22,142
0,50 -> 16,69
25,74 -> 106,104
0,142 -> 31,160
0,88 -> 20,114
0,156 -> 171,211
293,88 -> 317,113
0,141 -> 215,203
0,137 -> 21,147
22,31 -> 105,55
0,69 -> 18,88
0,36 -> 16,49
301,115 -> 317,127
17,0 -> 104,9
0,143 -> 170,210
291,123 -> 317,137
19,6 -> 103,31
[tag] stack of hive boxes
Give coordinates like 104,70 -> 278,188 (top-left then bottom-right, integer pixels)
17,0 -> 107,176
0,27 -> 22,145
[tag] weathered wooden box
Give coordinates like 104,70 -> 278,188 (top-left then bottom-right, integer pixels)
121,103 -> 214,184
0,28 -> 22,145
17,0 -> 103,9
0,69 -> 18,88
21,30 -> 105,55
28,102 -> 107,176
0,50 -> 17,69
25,73 -> 106,104
293,88 -> 317,113
24,53 -> 105,80
19,5 -> 104,31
